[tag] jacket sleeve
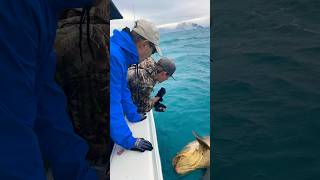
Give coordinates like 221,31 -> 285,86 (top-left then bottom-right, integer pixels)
0,2 -> 46,179
34,51 -> 97,180
0,2 -> 97,179
137,69 -> 155,112
127,68 -> 155,113
110,54 -> 136,149
121,79 -> 142,122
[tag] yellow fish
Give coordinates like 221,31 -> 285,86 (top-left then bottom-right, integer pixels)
173,131 -> 210,175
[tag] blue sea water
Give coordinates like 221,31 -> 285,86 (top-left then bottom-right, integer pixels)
152,28 -> 210,180
213,0 -> 320,179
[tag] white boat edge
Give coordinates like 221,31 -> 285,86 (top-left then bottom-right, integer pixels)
110,110 -> 164,180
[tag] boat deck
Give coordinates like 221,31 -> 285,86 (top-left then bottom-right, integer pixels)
110,110 -> 163,180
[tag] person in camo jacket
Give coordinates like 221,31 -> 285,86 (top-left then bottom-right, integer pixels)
127,57 -> 176,113
54,0 -> 110,178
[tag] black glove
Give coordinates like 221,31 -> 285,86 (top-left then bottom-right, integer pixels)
131,138 -> 153,152
154,102 -> 167,112
140,113 -> 147,121
155,88 -> 166,102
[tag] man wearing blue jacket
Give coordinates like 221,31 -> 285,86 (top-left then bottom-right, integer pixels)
0,0 -> 102,179
110,19 -> 162,152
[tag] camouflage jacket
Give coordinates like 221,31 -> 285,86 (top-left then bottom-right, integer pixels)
54,4 -> 110,166
128,57 -> 158,113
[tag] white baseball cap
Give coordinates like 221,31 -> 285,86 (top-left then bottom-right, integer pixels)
132,19 -> 162,56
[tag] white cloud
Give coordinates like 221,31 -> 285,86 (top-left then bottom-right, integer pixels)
111,0 -> 210,32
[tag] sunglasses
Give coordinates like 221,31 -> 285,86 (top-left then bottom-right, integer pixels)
148,42 -> 156,54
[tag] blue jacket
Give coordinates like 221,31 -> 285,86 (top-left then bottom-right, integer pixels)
110,29 -> 142,149
0,1 -> 97,179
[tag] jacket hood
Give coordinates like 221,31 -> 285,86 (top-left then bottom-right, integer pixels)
111,29 -> 139,65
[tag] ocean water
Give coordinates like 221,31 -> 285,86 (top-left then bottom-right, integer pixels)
152,28 -> 210,180
213,0 -> 320,179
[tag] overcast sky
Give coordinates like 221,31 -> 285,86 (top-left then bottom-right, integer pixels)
111,0 -> 210,31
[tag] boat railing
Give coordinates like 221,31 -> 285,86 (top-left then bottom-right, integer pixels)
110,110 -> 163,180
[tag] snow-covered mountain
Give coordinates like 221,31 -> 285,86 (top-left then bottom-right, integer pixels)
176,22 -> 204,30
159,22 -> 206,33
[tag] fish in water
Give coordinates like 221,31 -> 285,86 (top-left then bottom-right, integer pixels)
172,131 -> 210,177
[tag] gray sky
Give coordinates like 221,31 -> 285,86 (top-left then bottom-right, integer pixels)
111,0 -> 210,31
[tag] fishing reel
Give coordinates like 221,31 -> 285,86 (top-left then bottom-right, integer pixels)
154,87 -> 167,112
